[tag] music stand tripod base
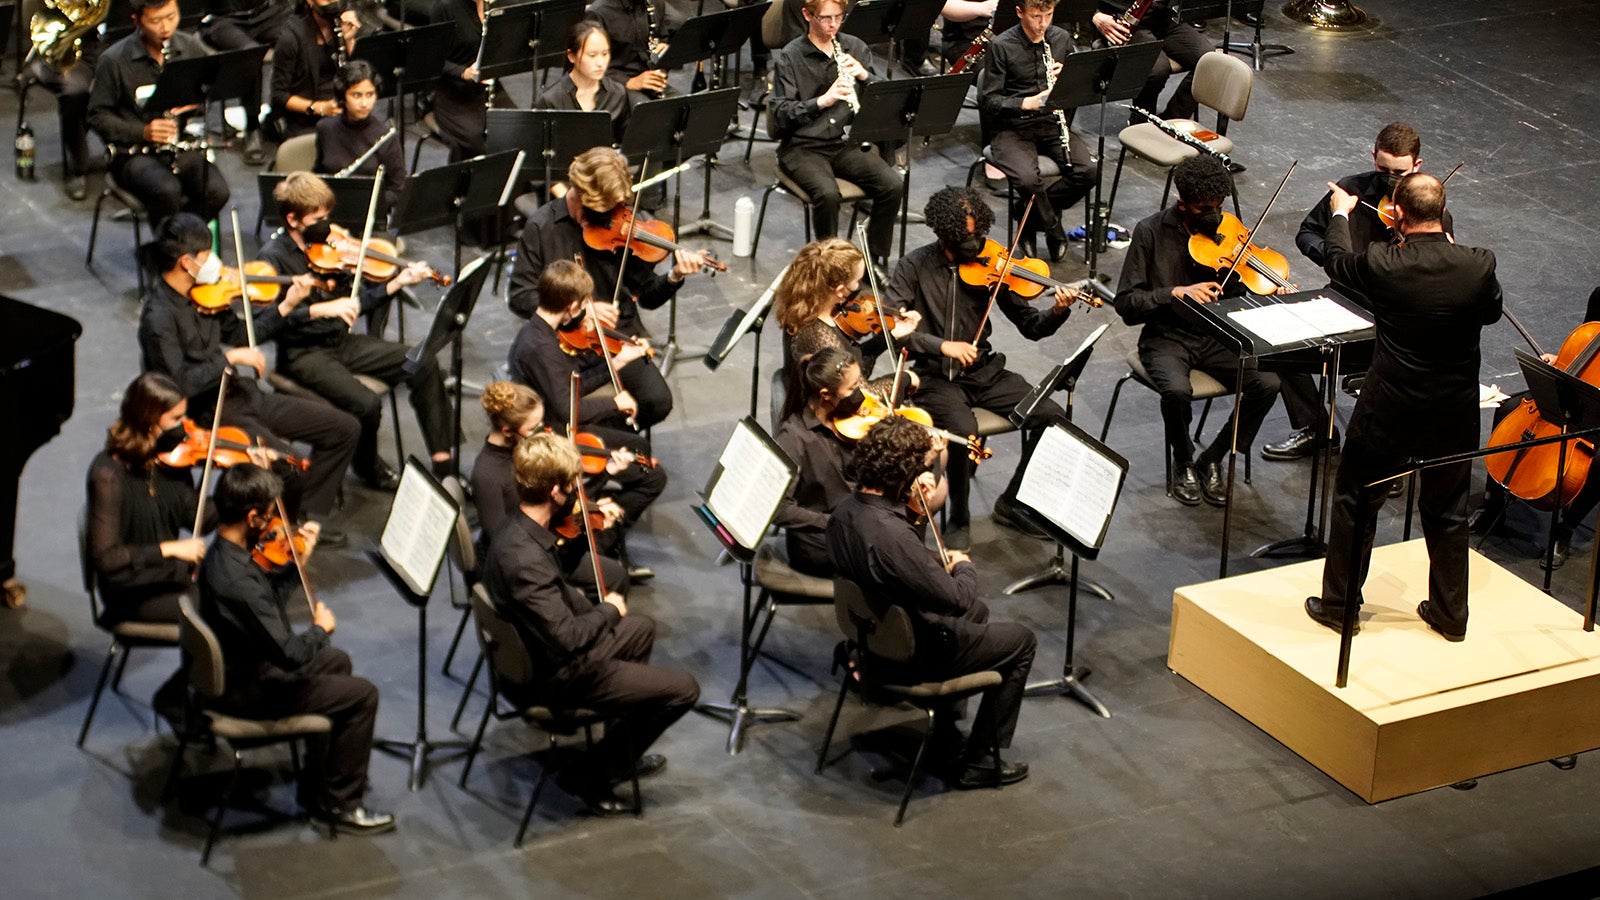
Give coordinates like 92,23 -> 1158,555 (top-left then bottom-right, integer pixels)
1003,543 -> 1114,601
695,702 -> 802,756
1025,668 -> 1111,719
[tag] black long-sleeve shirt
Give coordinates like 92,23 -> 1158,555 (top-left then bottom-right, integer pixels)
197,537 -> 329,701
884,241 -> 1072,382
257,229 -> 389,352
980,23 -> 1076,128
313,112 -> 406,211
468,440 -> 518,541
585,0 -> 660,81
1295,169 -> 1455,307
86,451 -> 200,609
826,492 -> 978,628
506,316 -> 616,427
769,33 -> 877,151
137,278 -> 290,412
483,510 -> 621,680
87,29 -> 211,147
506,194 -> 683,334
774,408 -> 854,575
533,73 -> 632,144
271,11 -> 376,138
1113,206 -> 1243,349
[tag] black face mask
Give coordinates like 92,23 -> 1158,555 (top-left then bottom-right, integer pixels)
951,236 -> 985,264
1184,208 -> 1223,237
831,386 -> 867,420
154,423 -> 187,454
314,0 -> 346,19
1378,171 -> 1402,195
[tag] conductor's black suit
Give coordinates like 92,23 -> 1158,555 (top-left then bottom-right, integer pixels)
1317,216 -> 1503,635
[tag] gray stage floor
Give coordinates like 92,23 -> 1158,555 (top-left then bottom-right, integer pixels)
4,2 -> 1600,896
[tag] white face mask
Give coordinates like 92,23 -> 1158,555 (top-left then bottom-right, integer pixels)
192,252 -> 223,285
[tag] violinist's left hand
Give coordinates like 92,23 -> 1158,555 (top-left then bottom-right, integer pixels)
668,249 -> 709,282
284,273 -> 318,309
390,260 -> 431,290
605,447 -> 636,475
1327,182 -> 1359,217
1051,285 -> 1078,311
596,497 -> 625,529
890,309 -> 921,339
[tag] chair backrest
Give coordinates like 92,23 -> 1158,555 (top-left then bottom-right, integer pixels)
76,506 -> 103,624
471,582 -> 535,695
761,0 -> 788,55
274,133 -> 318,174
439,475 -> 479,579
832,577 -> 916,665
1193,50 -> 1253,126
178,595 -> 226,700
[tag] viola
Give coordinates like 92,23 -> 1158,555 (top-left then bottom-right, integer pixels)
557,317 -> 657,359
1186,211 -> 1297,295
189,261 -> 334,314
306,222 -> 451,286
580,206 -> 727,272
1485,315 -> 1600,510
158,419 -> 311,471
251,514 -> 310,571
957,238 -> 1105,306
832,296 -> 913,341
1368,162 -> 1465,230
829,389 -> 993,464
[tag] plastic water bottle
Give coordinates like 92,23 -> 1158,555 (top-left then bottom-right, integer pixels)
732,195 -> 755,257
15,123 -> 36,182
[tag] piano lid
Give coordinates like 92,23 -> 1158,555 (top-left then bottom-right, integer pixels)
1,295 -> 83,374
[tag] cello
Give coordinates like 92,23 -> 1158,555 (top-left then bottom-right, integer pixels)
1484,309 -> 1600,510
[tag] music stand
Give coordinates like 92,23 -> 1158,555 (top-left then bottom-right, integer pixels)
353,23 -> 455,162
840,0 -> 944,74
1044,41 -> 1161,281
486,109 -> 613,202
846,73 -> 975,257
405,255 -> 492,477
620,88 -> 741,372
1003,415 -> 1128,718
371,457 -> 472,790
692,417 -> 802,754
1180,0 -> 1292,72
704,265 -> 789,423
392,149 -> 522,274
1004,323 -> 1115,601
255,173 -> 379,236
1515,349 -> 1600,595
479,0 -> 587,91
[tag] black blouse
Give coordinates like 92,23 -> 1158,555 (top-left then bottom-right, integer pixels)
534,73 -> 632,144
85,451 -> 200,611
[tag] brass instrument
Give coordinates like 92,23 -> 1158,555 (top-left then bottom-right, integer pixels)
1040,39 -> 1070,153
831,40 -> 859,115
27,0 -> 111,72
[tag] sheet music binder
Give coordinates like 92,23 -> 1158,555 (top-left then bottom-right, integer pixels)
696,417 -> 797,563
1003,415 -> 1128,560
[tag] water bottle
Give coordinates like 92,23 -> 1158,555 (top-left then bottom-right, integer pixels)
732,195 -> 755,257
15,123 -> 36,182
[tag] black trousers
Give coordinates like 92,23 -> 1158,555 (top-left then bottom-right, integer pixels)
1321,408 -> 1474,631
543,615 -> 701,782
1130,17 -> 1210,121
1278,371 -> 1328,432
225,389 -> 360,518
280,335 -> 454,474
1139,333 -> 1279,468
583,356 -> 673,430
888,600 -> 1036,751
196,17 -> 276,136
26,52 -> 96,177
111,152 -> 231,224
223,647 -> 379,813
778,141 -> 903,262
913,360 -> 1064,530
989,121 -> 1095,237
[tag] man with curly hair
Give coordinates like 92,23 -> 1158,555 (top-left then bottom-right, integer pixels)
826,416 -> 1035,788
884,185 -> 1079,544
1113,155 -> 1284,507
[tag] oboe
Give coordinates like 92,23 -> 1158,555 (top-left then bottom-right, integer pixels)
1040,40 -> 1070,152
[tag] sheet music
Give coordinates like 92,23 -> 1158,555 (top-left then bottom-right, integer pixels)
379,462 -> 458,596
707,421 -> 792,551
1014,425 -> 1122,549
1226,296 -> 1372,346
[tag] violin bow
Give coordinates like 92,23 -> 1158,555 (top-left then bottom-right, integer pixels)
1501,305 -> 1548,358
570,374 -> 609,599
853,221 -> 895,358
585,297 -> 636,430
1218,159 -> 1297,293
916,479 -> 950,567
608,160 -> 649,312
888,348 -> 909,407
271,490 -> 319,618
344,165 -> 386,321
191,370 -> 230,539
972,194 -> 1035,346
226,209 -> 258,352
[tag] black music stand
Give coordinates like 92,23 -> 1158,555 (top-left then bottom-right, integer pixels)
1180,0 -> 1291,72
392,149 -> 522,274
353,23 -> 454,162
404,255 -> 492,478
620,88 -> 741,372
486,109 -> 613,201
371,457 -> 472,790
1044,42 -> 1160,281
692,417 -> 802,754
255,173 -> 378,236
704,264 -> 789,423
1003,323 -> 1114,601
1003,416 -> 1128,717
840,0 -> 944,75
652,3 -> 768,242
479,0 -> 587,90
846,73 -> 974,257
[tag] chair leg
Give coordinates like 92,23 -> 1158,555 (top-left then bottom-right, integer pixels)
86,192 -> 107,266
1107,148 -> 1129,219
449,652 -> 484,733
387,392 -> 404,463
894,708 -> 937,827
1160,168 -> 1177,209
1195,397 -> 1213,441
77,641 -> 118,748
443,605 -> 472,677
515,770 -> 548,848
751,184 -> 775,257
201,750 -> 243,866
161,733 -> 189,801
815,671 -> 851,773
111,645 -> 133,693
459,686 -> 495,787
1099,374 -> 1133,442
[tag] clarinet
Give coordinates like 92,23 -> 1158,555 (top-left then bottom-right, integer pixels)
330,13 -> 349,68
1040,39 -> 1070,153
832,40 -> 860,115
1128,105 -> 1239,170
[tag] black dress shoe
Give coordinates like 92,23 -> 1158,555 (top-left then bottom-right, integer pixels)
65,175 -> 88,201
626,564 -> 656,582
358,459 -> 401,491
953,754 -> 1028,789
1197,458 -> 1227,507
1304,596 -> 1357,634
243,131 -> 266,166
1045,230 -> 1067,263
1261,426 -> 1338,461
1416,601 -> 1466,642
1172,465 -> 1202,507
317,805 -> 397,834
613,753 -> 667,782
944,526 -> 971,551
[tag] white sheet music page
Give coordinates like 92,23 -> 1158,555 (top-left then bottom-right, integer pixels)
1226,296 -> 1372,345
380,464 -> 457,596
708,421 -> 791,551
1015,425 -> 1121,548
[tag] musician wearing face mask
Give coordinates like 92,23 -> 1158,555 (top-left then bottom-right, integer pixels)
271,0 -> 372,140
1112,155 -> 1283,508
314,61 -> 407,216
883,186 -> 1077,547
773,237 -> 932,384
86,0 -> 232,223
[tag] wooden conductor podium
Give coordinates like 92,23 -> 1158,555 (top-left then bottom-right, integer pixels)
1169,540 -> 1600,802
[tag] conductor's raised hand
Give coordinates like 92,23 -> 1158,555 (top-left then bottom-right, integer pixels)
1327,182 -> 1359,217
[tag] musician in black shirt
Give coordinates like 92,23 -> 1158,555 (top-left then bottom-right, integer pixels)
769,0 -> 904,268
981,0 -> 1096,262
428,0 -> 515,160
197,463 -> 394,833
87,0 -> 230,223
195,0 -> 289,165
314,61 -> 406,217
1113,155 -> 1282,507
534,21 -> 633,145
271,0 -> 372,140
1093,0 -> 1206,123
585,0 -> 669,99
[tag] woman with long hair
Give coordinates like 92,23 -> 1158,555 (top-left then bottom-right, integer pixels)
535,21 -> 632,144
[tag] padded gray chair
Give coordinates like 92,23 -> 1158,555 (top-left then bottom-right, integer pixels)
752,170 -> 865,258
173,596 -> 333,865
1098,349 -> 1252,495
1107,50 -> 1253,219
964,145 -> 1062,239
457,584 -> 641,846
253,133 -> 319,236
743,543 -> 835,681
817,577 -> 1004,826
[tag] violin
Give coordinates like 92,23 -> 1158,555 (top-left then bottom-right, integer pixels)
574,430 -> 658,474
251,514 -> 311,570
1187,211 -> 1297,296
189,261 -> 335,313
1367,161 -> 1465,230
580,206 -> 727,272
553,507 -> 610,541
557,317 -> 657,359
306,222 -> 451,286
957,238 -> 1105,306
158,419 -> 311,471
1485,312 -> 1600,510
830,389 -> 993,464
832,296 -> 913,340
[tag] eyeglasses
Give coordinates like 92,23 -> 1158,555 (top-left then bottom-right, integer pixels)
813,13 -> 844,23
